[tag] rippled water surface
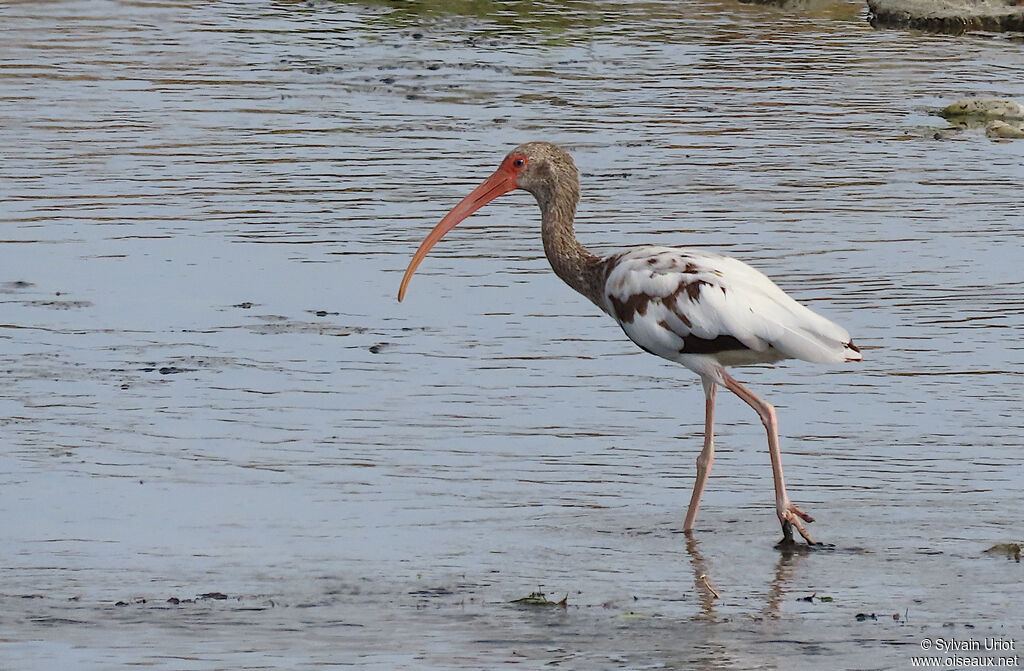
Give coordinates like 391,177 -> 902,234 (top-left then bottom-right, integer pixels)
2,0 -> 1023,668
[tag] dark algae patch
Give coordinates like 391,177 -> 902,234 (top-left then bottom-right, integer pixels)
982,543 -> 1022,562
510,591 -> 567,608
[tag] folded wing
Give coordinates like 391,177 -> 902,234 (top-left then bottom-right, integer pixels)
601,246 -> 860,365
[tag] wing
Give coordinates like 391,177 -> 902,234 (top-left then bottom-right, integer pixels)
600,246 -> 860,365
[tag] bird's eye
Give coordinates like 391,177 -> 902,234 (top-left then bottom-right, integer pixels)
512,157 -> 526,169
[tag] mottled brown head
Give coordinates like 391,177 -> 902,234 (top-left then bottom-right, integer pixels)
397,141 -> 579,302
504,141 -> 579,209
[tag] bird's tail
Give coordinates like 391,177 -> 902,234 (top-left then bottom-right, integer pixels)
843,340 -> 863,362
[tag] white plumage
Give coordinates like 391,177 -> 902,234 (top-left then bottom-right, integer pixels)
601,246 -> 861,379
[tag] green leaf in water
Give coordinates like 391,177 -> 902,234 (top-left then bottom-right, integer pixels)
982,543 -> 1022,562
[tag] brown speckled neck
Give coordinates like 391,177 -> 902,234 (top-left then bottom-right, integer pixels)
539,192 -> 607,308
513,143 -> 609,309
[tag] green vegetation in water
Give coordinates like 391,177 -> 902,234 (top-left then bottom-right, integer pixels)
938,98 -> 1024,120
985,120 -> 1024,139
982,543 -> 1022,562
927,98 -> 1024,140
510,590 -> 568,607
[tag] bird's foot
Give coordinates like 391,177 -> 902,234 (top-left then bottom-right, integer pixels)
777,501 -> 816,546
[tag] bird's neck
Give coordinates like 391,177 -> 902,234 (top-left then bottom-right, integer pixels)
536,186 -> 606,307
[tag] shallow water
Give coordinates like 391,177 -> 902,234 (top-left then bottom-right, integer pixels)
2,0 -> 1023,668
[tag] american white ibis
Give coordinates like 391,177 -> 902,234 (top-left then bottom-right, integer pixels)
398,142 -> 862,545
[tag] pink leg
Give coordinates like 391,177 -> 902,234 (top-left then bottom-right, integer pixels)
683,376 -> 717,532
719,370 -> 817,545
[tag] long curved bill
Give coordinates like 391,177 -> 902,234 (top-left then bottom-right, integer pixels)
397,163 -> 518,301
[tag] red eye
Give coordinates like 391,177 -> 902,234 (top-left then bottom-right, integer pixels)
511,157 -> 526,170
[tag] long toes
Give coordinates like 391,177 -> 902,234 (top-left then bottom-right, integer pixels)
780,506 -> 817,545
792,522 -> 816,545
789,505 -> 814,524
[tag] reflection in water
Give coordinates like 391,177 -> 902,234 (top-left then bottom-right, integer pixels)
685,531 -> 809,622
763,545 -> 808,620
685,531 -> 718,621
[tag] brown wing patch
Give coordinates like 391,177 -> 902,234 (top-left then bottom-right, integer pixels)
607,253 -> 715,325
666,278 -> 711,303
609,293 -> 653,324
681,334 -> 748,354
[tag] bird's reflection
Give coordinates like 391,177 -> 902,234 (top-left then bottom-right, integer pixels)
683,531 -> 812,621
762,542 -> 811,620
684,530 -> 718,621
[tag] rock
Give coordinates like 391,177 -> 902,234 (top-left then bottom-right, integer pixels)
983,542 -> 1022,560
868,0 -> 1024,32
935,99 -> 1024,139
986,120 -> 1024,138
939,98 -> 1024,120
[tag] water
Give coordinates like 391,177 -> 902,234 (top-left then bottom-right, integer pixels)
2,0 -> 1023,668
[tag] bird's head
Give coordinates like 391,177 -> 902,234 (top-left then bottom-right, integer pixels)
397,141 -> 577,302
504,141 -> 577,203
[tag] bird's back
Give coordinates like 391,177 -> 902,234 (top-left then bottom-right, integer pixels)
599,246 -> 861,371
